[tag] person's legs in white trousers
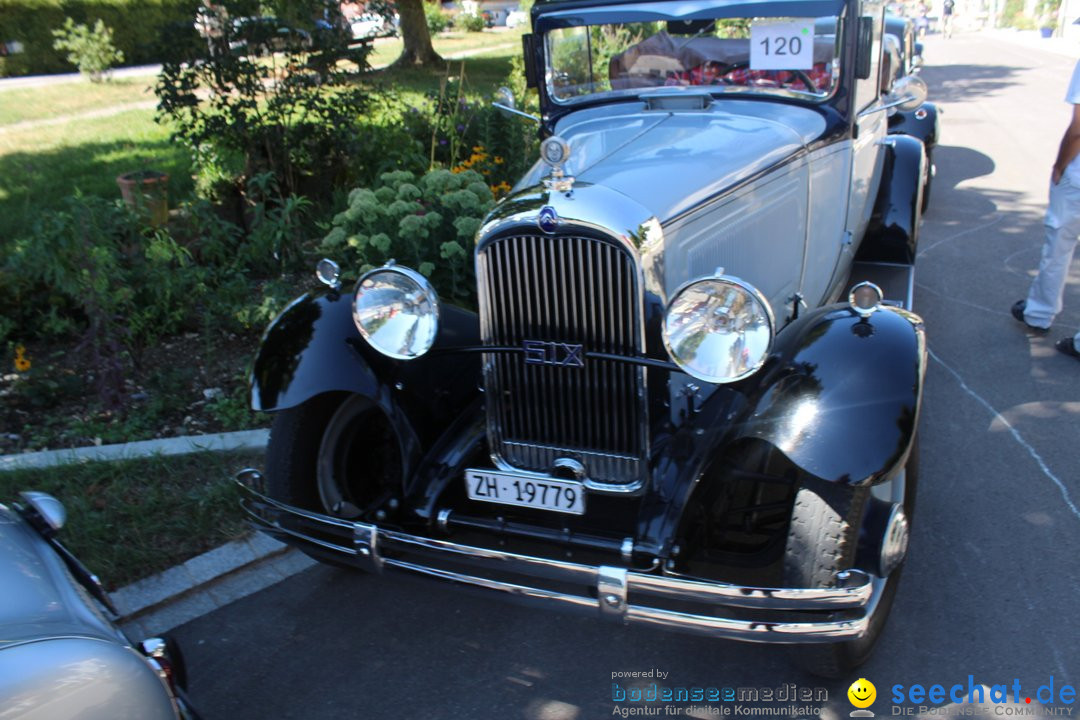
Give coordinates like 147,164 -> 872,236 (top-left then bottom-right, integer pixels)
1024,174 -> 1080,330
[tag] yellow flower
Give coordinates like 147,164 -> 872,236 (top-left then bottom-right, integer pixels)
494,156 -> 504,165
13,344 -> 30,372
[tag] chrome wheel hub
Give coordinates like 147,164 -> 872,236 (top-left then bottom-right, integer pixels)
878,504 -> 910,577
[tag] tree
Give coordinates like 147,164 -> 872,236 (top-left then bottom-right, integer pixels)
392,0 -> 443,68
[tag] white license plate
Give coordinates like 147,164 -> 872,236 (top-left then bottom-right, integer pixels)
465,469 -> 586,515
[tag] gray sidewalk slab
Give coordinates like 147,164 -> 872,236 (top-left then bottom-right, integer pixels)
0,64 -> 162,91
0,428 -> 270,472
116,535 -> 317,639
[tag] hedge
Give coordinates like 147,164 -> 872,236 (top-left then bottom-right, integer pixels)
0,0 -> 201,77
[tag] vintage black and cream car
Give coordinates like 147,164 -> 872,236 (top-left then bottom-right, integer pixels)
238,0 -> 930,676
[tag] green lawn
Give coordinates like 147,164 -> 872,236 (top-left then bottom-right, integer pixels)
369,55 -> 517,103
367,28 -> 524,68
0,450 -> 258,589
0,31 -> 523,242
0,76 -> 158,126
0,108 -> 192,241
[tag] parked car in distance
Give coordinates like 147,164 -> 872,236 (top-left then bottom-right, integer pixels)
227,16 -> 313,55
0,492 -> 197,719
505,8 -> 528,28
885,13 -> 939,210
349,12 -> 399,40
240,0 -> 932,677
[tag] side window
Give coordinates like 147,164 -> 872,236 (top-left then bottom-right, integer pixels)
854,1 -> 883,111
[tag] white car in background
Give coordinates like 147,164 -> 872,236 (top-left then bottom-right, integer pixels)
505,8 -> 528,28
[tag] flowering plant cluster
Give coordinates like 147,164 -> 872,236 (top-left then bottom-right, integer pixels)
321,169 -> 495,307
454,146 -> 514,199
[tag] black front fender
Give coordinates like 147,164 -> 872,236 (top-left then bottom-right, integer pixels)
888,101 -> 940,152
251,290 -> 375,413
735,303 -> 926,486
644,303 -> 926,552
251,289 -> 482,443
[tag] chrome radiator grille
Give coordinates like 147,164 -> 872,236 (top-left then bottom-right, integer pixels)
478,233 -> 647,486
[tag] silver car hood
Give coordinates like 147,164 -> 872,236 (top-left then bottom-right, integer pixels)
0,505 -> 121,650
522,99 -> 828,222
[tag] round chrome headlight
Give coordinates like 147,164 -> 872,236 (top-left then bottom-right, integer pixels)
352,265 -> 440,360
662,276 -> 774,383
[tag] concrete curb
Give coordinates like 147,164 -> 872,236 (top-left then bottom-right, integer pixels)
0,429 -> 270,472
116,534 -> 317,638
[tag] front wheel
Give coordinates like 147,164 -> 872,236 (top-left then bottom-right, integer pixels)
265,393 -> 406,563
782,439 -> 918,677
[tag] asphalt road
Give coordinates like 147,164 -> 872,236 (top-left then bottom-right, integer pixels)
173,31 -> 1080,720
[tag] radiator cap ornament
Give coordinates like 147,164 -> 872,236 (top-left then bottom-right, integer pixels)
540,135 -> 575,192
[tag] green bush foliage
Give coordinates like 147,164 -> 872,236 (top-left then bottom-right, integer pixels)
0,188 -> 309,406
0,0 -> 200,77
51,17 -> 124,81
425,2 -> 451,34
321,169 -> 494,306
3,196 -> 204,406
400,85 -> 538,192
456,12 -> 487,32
155,0 -> 376,203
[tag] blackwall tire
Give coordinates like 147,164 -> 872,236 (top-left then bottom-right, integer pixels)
265,394 -> 344,511
782,439 -> 918,678
266,392 -> 405,519
265,393 -> 405,571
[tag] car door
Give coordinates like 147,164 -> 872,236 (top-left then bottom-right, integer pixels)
844,1 -> 887,269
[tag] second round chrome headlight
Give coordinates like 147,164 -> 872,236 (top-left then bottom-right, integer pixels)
662,276 -> 774,383
352,265 -> 440,360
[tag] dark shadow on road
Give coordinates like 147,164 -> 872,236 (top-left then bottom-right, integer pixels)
919,64 -> 1024,104
932,145 -> 995,190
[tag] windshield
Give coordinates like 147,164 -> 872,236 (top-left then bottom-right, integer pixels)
545,13 -> 842,105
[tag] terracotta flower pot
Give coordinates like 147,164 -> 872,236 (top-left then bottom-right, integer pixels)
117,170 -> 170,227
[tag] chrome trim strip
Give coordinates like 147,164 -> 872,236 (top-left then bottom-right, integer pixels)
384,558 -> 597,611
630,570 -> 872,610
627,606 -> 870,641
383,528 -> 598,585
238,475 -> 876,644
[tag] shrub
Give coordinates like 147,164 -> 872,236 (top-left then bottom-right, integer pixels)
51,17 -> 123,81
2,196 -> 205,406
425,2 -> 451,34
456,12 -> 486,32
156,0 -> 375,204
321,169 -> 494,306
0,0 -> 200,78
399,68 -> 538,192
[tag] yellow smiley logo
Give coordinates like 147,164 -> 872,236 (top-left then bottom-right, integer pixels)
848,678 -> 877,708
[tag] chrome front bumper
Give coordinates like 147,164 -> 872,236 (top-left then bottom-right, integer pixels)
236,469 -> 873,644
